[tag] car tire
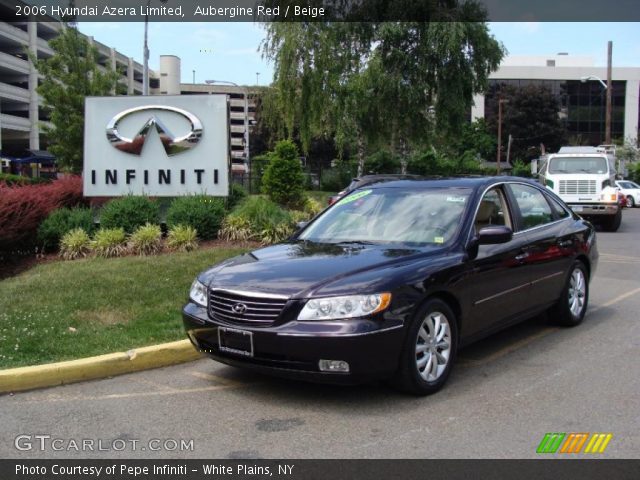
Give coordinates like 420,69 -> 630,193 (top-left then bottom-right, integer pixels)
393,298 -> 458,395
602,209 -> 621,232
626,195 -> 635,208
550,261 -> 589,327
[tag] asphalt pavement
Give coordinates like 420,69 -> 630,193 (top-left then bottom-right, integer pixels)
1,209 -> 639,459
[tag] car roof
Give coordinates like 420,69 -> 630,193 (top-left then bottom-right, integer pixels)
361,176 -> 538,191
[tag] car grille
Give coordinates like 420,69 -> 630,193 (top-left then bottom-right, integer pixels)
208,289 -> 288,326
559,179 -> 597,195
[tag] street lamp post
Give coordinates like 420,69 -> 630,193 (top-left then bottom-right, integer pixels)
205,80 -> 250,168
143,0 -> 168,95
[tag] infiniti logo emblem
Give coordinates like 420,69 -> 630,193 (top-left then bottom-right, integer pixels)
106,105 -> 203,156
232,303 -> 248,314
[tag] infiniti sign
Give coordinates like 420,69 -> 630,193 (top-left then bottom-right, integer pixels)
84,95 -> 228,197
106,105 -> 203,156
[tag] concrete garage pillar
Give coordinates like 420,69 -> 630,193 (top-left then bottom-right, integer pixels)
28,20 -> 40,150
127,57 -> 135,95
110,48 -> 117,95
624,79 -> 639,145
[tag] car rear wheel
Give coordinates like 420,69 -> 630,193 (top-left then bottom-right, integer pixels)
394,298 -> 458,395
627,195 -> 635,208
550,261 -> 589,327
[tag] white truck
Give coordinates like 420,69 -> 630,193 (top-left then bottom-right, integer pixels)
537,146 -> 621,232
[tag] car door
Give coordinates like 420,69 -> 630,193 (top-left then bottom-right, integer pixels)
462,185 -> 536,339
505,183 -> 575,311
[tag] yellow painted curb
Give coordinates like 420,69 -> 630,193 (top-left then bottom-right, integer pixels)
0,339 -> 203,394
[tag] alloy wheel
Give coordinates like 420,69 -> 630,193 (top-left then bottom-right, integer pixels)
415,311 -> 451,382
568,268 -> 586,318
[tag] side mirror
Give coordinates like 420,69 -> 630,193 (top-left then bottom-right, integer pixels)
477,225 -> 513,245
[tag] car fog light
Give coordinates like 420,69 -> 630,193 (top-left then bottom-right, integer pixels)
319,360 -> 350,373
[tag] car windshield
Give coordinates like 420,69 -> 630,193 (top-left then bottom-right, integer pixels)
619,181 -> 638,189
299,187 -> 471,246
548,156 -> 608,174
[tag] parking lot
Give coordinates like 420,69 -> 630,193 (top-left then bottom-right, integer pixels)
1,210 -> 639,459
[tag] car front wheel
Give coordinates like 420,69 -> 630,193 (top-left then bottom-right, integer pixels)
550,261 -> 589,327
627,195 -> 635,208
394,298 -> 458,395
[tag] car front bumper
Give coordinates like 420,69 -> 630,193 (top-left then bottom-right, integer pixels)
567,203 -> 619,216
182,302 -> 405,384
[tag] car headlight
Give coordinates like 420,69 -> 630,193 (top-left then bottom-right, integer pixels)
297,293 -> 392,321
189,279 -> 208,307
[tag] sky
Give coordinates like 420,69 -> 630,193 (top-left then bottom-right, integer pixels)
77,22 -> 640,86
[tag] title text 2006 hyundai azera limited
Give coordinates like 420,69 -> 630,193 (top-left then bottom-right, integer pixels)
183,177 -> 597,395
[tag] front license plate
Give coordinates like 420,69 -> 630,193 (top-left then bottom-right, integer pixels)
218,327 -> 254,357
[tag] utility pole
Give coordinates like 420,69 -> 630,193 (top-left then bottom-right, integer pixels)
605,40 -> 613,145
497,96 -> 506,175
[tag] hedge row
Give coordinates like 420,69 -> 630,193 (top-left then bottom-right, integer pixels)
0,176 -> 85,253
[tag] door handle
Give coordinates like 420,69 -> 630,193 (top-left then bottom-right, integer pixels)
515,252 -> 530,261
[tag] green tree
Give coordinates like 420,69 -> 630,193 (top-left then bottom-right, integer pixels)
486,84 -> 567,162
261,140 -> 306,208
454,119 -> 496,160
29,24 -> 121,173
261,17 -> 504,173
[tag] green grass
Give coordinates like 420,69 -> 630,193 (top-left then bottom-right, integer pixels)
0,247 -> 247,369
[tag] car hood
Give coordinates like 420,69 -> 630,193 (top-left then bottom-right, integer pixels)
199,241 -> 440,297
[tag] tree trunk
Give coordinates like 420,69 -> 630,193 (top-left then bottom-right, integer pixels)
356,126 -> 365,177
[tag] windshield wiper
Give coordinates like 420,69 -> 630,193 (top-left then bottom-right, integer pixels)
334,240 -> 376,245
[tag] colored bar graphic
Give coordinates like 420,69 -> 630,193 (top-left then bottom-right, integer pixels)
584,433 -> 613,454
560,433 -> 589,453
537,433 -> 565,453
538,433 -> 613,454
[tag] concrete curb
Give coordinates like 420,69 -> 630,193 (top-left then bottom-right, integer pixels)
0,339 -> 202,394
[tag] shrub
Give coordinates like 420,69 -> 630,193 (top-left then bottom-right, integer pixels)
231,196 -> 292,231
289,210 -> 310,224
59,228 -> 91,260
0,173 -> 50,186
99,196 -> 159,234
218,216 -> 253,242
228,183 -> 248,210
129,223 -> 162,256
259,223 -> 295,244
320,169 -> 351,192
0,176 -> 85,253
364,150 -> 401,174
92,228 -> 127,258
166,224 -> 198,252
511,159 -> 532,178
261,140 -> 306,208
628,162 -> 640,184
37,207 -> 95,252
224,196 -> 293,245
166,195 -> 226,240
303,197 -> 324,217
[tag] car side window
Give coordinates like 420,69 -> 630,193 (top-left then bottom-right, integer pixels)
475,187 -> 511,233
546,194 -> 571,219
508,184 -> 554,230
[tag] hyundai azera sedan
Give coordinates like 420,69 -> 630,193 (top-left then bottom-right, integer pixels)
183,177 -> 597,395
